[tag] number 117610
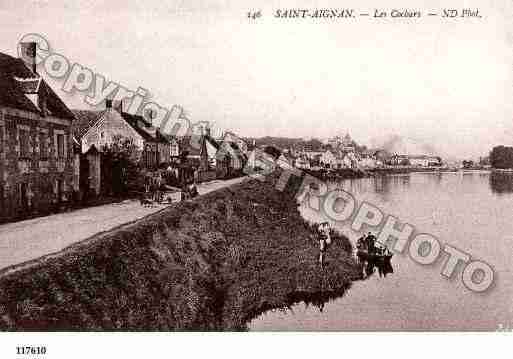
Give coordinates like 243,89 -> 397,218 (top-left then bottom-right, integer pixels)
16,346 -> 46,355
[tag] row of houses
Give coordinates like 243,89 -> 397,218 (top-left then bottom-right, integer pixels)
0,43 -> 247,221
279,149 -> 375,170
277,148 -> 442,171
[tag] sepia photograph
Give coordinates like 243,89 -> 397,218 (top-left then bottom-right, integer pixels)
0,0 -> 512,357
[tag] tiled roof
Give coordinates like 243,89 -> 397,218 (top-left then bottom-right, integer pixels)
0,52 -> 74,119
71,109 -> 105,139
121,112 -> 168,143
71,108 -> 169,144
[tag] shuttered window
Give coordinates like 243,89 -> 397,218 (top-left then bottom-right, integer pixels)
19,129 -> 30,158
57,134 -> 65,158
39,132 -> 48,159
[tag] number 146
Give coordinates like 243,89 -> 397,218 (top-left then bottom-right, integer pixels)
247,10 -> 262,19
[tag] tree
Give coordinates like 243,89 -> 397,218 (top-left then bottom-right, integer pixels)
462,160 -> 474,169
490,146 -> 513,169
101,135 -> 143,196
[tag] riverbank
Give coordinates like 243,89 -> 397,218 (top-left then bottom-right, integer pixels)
304,166 -> 456,181
0,171 -> 360,331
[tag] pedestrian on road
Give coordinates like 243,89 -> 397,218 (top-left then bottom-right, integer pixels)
154,172 -> 163,203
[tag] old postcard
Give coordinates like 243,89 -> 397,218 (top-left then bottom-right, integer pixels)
0,0 -> 512,357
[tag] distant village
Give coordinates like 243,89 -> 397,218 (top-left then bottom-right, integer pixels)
249,133 -> 444,171
0,42 -> 446,223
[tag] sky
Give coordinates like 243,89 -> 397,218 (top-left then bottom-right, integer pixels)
1,0 -> 513,159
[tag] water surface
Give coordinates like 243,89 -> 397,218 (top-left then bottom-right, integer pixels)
250,171 -> 513,331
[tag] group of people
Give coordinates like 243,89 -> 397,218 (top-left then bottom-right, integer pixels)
144,173 -> 164,203
356,232 -> 394,278
181,181 -> 199,200
143,171 -> 199,204
357,232 -> 391,256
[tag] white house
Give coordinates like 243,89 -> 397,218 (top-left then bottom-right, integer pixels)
245,148 -> 277,173
358,156 -> 377,169
277,153 -> 296,169
320,150 -> 337,168
409,155 -> 441,167
169,137 -> 180,157
295,155 -> 311,169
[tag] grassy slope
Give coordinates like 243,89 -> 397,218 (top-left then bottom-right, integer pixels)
0,172 -> 361,331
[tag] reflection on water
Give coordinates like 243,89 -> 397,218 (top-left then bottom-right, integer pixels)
251,171 -> 513,331
489,171 -> 513,194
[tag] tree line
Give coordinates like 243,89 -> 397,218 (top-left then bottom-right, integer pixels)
489,146 -> 513,169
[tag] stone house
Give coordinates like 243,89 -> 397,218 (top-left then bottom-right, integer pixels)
72,101 -> 170,195
0,48 -> 75,221
216,140 -> 247,178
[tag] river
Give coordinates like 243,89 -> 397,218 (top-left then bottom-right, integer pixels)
250,171 -> 513,331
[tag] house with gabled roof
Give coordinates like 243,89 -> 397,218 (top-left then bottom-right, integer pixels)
215,138 -> 247,178
73,100 -> 170,167
0,46 -> 76,221
320,149 -> 336,168
277,152 -> 296,169
72,100 -> 171,195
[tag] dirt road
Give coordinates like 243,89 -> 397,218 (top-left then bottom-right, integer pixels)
0,176 -> 247,270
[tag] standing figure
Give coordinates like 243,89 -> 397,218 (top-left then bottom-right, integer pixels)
320,222 -> 332,245
144,174 -> 151,196
318,227 -> 327,267
366,232 -> 376,255
154,173 -> 163,203
189,181 -> 199,198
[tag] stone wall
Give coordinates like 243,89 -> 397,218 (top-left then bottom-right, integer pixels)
0,106 -> 74,221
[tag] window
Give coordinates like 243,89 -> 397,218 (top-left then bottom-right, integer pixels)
0,185 -> 4,213
19,129 -> 30,158
57,134 -> 65,158
39,132 -> 47,159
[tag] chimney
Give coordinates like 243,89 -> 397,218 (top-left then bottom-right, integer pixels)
20,42 -> 37,75
105,98 -> 113,108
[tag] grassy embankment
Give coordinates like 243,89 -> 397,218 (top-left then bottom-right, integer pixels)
0,171 -> 360,331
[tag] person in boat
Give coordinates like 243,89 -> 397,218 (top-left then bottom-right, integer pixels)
357,235 -> 366,250
366,232 -> 376,255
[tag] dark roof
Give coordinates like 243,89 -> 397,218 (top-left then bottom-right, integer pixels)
263,145 -> 281,160
15,77 -> 41,93
281,152 -> 296,161
206,135 -> 220,150
121,112 -> 168,143
71,109 -> 105,139
0,52 -> 74,119
217,140 -> 247,161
